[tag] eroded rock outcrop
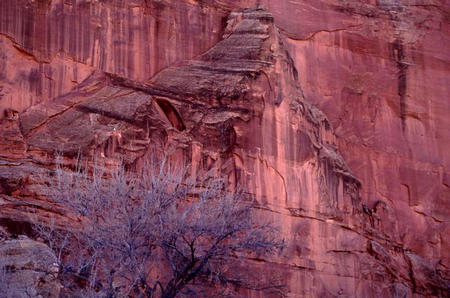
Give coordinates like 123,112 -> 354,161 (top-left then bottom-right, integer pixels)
0,0 -> 449,297
0,235 -> 60,298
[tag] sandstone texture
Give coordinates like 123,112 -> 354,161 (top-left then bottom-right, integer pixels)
0,236 -> 61,298
0,0 -> 449,297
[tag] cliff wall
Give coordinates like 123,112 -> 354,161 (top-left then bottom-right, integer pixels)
0,0 -> 449,296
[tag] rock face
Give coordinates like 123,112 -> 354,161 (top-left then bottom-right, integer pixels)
0,0 -> 449,297
0,236 -> 61,298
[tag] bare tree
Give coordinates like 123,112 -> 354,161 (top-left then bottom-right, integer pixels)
34,156 -> 284,297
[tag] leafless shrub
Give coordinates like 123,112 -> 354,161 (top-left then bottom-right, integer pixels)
33,155 -> 284,297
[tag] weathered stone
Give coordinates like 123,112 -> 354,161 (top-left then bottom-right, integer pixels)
0,0 -> 449,297
0,237 -> 61,298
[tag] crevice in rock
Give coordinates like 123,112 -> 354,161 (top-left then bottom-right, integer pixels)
0,218 -> 35,239
279,24 -> 363,42
404,252 -> 417,293
0,33 -> 44,64
153,98 -> 186,131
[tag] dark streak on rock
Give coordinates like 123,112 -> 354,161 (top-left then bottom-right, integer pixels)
391,39 -> 408,131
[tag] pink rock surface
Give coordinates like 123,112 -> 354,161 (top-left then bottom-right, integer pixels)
0,0 -> 449,296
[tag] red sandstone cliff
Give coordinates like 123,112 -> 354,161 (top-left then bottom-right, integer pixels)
0,0 -> 449,297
